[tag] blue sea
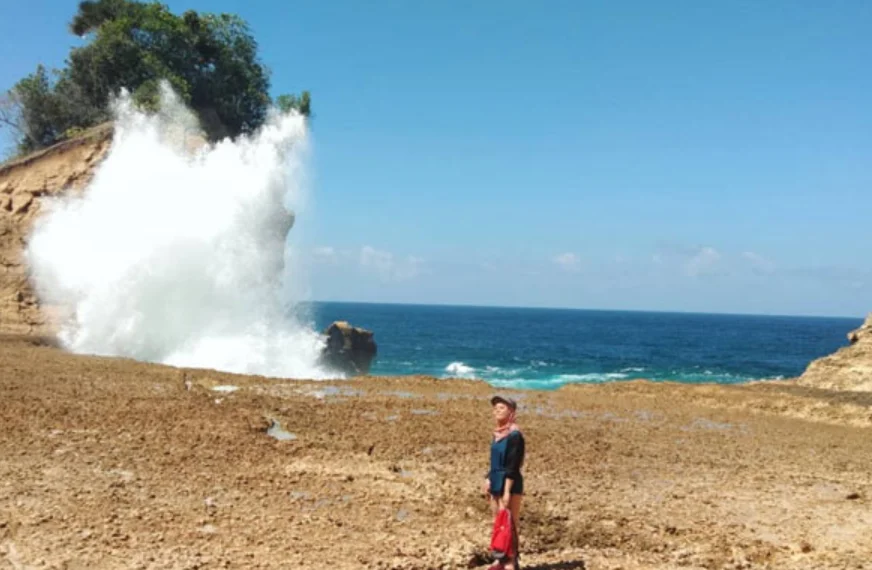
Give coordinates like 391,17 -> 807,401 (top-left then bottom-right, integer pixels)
303,302 -> 862,390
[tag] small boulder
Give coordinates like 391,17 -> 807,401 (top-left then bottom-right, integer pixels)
320,321 -> 377,376
847,314 -> 872,344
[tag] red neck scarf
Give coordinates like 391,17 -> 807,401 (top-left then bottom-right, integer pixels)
493,410 -> 520,442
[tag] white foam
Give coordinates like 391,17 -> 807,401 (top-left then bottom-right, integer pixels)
25,82 -> 336,380
444,361 -> 476,378
554,372 -> 629,383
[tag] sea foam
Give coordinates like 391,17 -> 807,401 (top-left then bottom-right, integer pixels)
25,82 -> 336,379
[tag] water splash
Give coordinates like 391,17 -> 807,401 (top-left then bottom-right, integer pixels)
444,361 -> 476,378
26,82 -> 336,379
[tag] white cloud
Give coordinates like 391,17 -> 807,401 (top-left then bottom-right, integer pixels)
684,246 -> 721,277
741,251 -> 775,275
312,246 -> 337,261
360,245 -> 393,272
395,255 -> 424,280
552,252 -> 581,272
360,245 -> 423,281
653,244 -> 779,279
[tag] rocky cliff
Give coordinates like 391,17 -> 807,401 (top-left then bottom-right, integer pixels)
0,124 -> 113,336
796,313 -> 872,391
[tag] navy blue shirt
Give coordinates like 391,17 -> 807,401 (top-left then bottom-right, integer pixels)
488,430 -> 525,496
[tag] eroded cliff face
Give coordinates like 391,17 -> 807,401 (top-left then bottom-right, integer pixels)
796,313 -> 872,392
0,124 -> 113,336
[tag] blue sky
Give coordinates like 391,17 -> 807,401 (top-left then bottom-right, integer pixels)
1,1 -> 870,317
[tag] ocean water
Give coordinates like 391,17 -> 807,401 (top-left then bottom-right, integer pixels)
303,302 -> 862,390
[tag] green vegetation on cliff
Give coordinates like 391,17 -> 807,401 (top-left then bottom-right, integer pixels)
0,0 -> 309,155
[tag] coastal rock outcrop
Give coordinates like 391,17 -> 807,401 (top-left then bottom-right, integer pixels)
319,320 -> 377,376
0,124 -> 114,336
796,313 -> 872,391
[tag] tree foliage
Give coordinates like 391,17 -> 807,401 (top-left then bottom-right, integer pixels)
2,0 -> 310,155
0,65 -> 103,154
276,92 -> 311,117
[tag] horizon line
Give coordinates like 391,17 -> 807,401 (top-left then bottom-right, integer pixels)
296,299 -> 865,321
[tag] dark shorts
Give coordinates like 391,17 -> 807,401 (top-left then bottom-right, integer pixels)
489,472 -> 524,496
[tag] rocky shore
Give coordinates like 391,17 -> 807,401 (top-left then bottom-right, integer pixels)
797,313 -> 872,392
1,335 -> 870,570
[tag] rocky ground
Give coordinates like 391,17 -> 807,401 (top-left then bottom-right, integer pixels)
1,335 -> 871,570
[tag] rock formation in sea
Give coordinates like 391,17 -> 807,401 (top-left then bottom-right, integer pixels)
320,320 -> 377,375
796,313 -> 872,391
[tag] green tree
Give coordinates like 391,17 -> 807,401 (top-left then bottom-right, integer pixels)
70,0 -> 136,36
276,91 -> 311,117
0,66 -> 55,153
1,0 -> 311,154
0,65 -> 102,154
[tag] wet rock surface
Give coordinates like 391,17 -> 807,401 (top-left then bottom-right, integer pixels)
1,336 -> 871,569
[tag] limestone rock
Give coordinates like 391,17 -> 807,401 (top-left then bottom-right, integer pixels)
319,321 -> 377,376
0,123 -> 113,336
796,313 -> 872,392
10,192 -> 33,215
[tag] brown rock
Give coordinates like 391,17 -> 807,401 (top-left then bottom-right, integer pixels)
15,341 -> 872,568
796,313 -> 872,391
847,316 -> 871,345
319,321 -> 377,376
0,123 -> 113,336
10,192 -> 33,215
